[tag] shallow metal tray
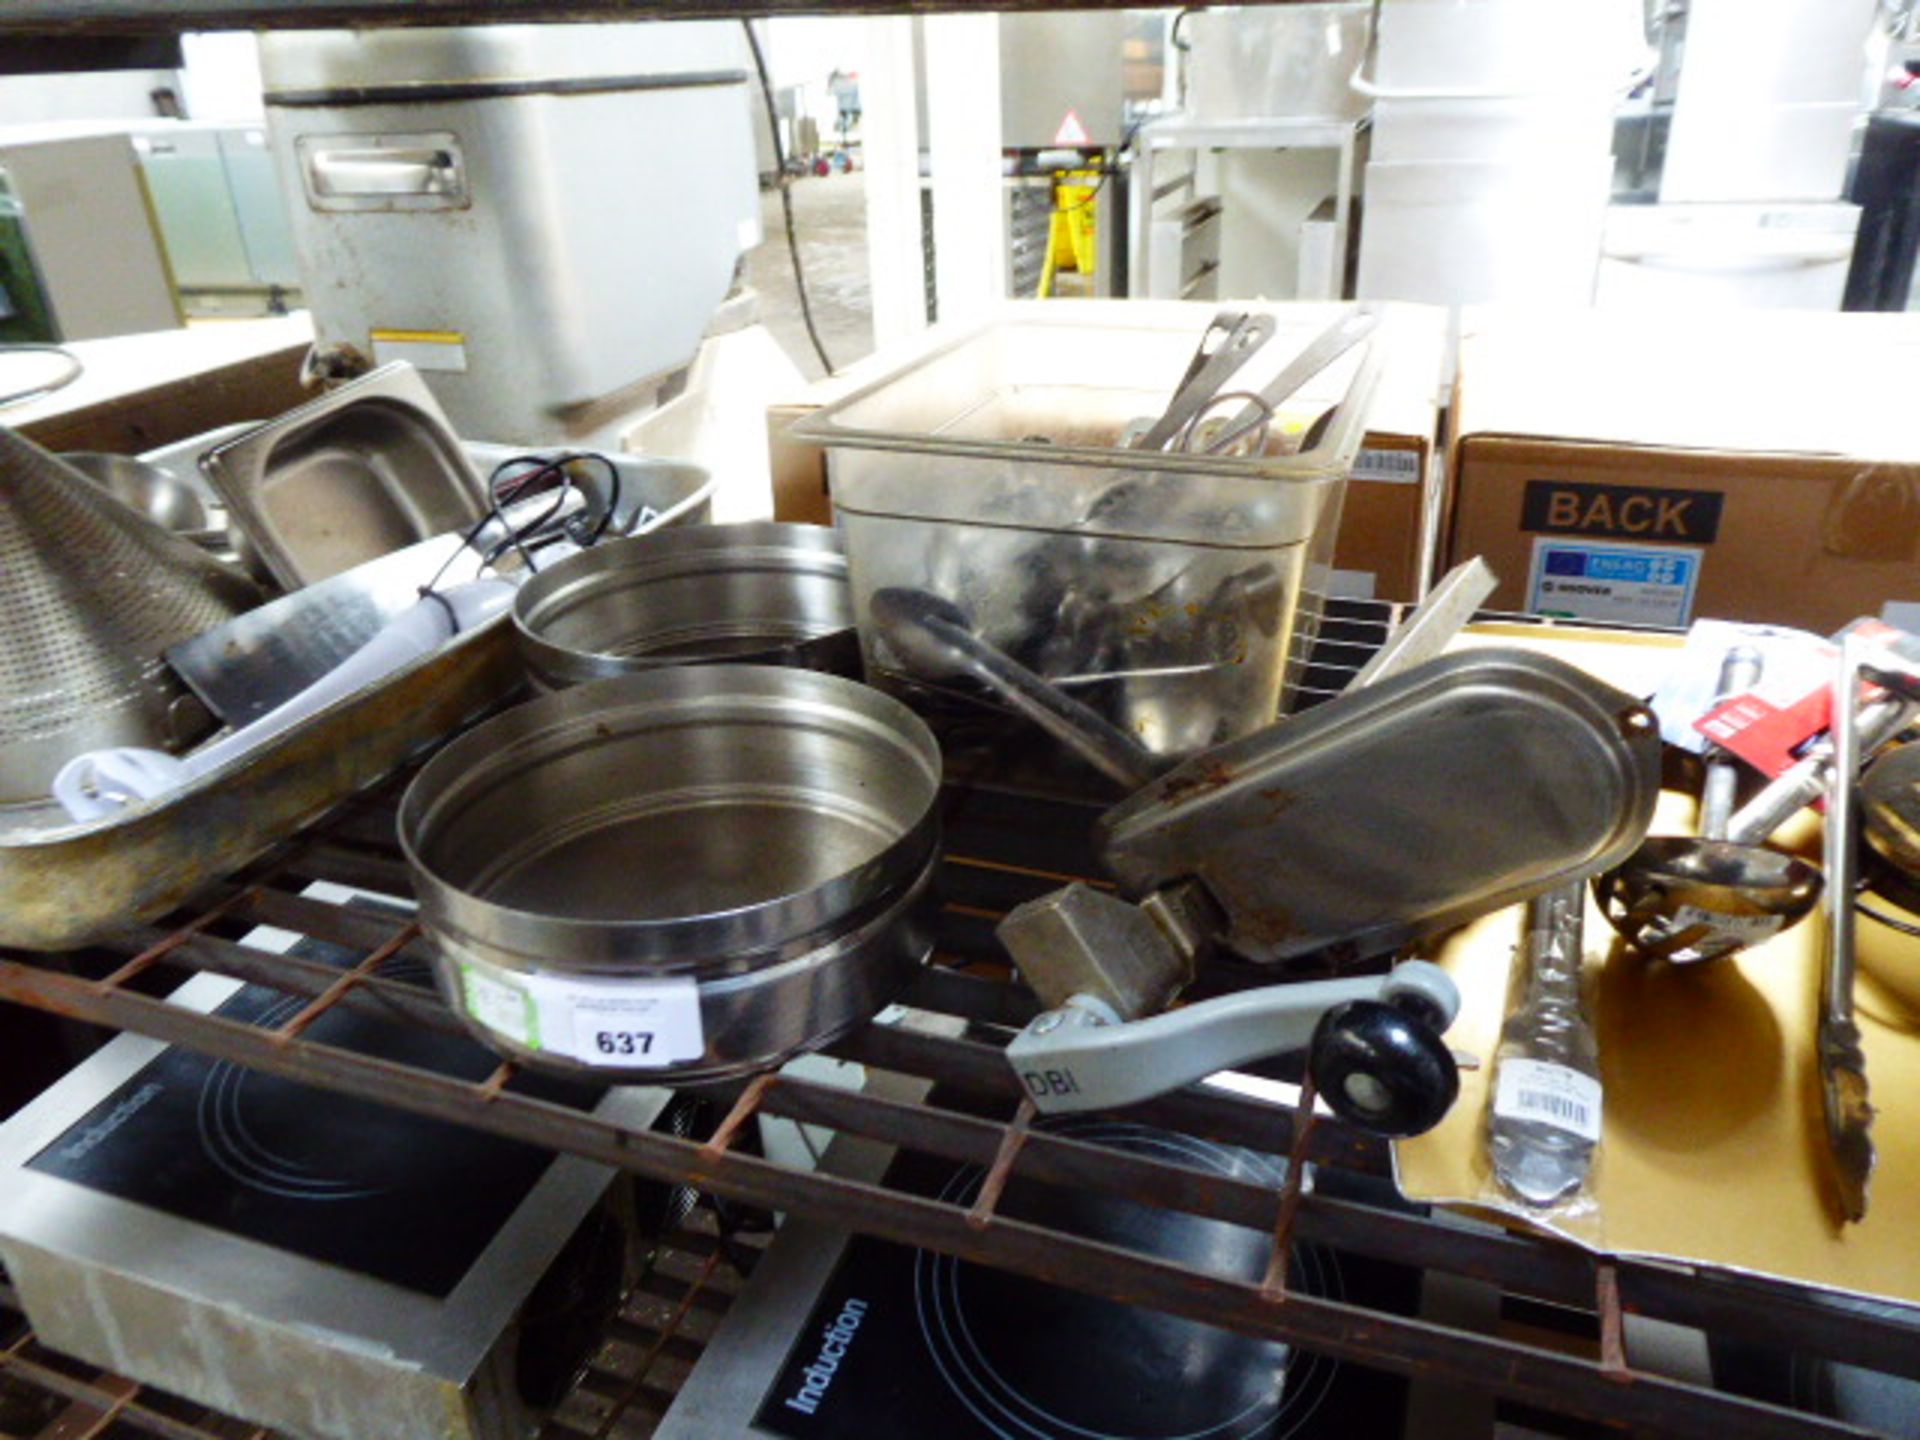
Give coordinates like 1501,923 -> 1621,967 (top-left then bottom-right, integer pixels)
200,364 -> 489,588
0,617 -> 520,953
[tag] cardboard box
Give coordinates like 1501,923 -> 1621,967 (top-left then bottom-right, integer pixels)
11,315 -> 314,455
1445,307 -> 1920,634
768,299 -> 1448,601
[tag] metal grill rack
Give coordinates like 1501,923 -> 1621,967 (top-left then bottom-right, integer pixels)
2,603 -> 1918,1439
541,1215 -> 763,1440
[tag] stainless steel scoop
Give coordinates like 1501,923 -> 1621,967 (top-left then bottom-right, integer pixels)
1596,646 -> 1824,963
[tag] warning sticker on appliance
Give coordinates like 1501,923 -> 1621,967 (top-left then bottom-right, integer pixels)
371,328 -> 469,374
458,960 -> 704,1067
1526,537 -> 1702,628
1052,108 -> 1092,146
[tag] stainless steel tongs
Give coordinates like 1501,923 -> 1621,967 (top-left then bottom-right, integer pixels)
1128,310 -> 1277,452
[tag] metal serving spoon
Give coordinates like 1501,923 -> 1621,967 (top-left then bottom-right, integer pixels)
1596,645 -> 1823,963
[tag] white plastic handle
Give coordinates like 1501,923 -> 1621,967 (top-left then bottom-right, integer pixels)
52,578 -> 514,822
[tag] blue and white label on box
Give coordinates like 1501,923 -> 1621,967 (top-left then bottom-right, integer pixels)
1526,537 -> 1703,629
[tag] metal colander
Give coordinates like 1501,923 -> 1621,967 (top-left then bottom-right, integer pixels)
1,426 -> 263,805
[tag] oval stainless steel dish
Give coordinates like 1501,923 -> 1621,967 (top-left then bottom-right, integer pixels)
399,665 -> 943,1083
514,521 -> 858,690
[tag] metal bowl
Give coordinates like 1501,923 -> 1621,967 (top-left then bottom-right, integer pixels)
61,452 -> 219,542
513,522 -> 858,691
399,665 -> 943,1084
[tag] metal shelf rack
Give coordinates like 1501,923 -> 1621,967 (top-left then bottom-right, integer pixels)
3,719 -> 1919,1438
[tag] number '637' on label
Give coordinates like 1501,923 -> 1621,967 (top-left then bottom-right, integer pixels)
458,960 -> 704,1068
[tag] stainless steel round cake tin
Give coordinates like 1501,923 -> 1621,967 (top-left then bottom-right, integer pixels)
513,522 -> 859,690
399,665 -> 942,1083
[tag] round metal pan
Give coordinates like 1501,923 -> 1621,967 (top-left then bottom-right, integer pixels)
399,665 -> 942,1083
513,522 -> 859,690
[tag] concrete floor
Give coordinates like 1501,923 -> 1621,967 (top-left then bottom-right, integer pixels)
744,170 -> 877,383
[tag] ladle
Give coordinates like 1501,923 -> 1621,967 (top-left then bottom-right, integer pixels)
1596,645 -> 1823,963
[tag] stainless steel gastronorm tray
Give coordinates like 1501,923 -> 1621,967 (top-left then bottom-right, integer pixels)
200,364 -> 489,588
0,618 -> 519,953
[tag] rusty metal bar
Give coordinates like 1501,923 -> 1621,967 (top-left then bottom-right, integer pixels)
1597,1260 -> 1630,1381
230,887 -> 431,959
94,882 -> 262,992
700,1073 -> 777,1160
282,840 -> 415,898
589,1247 -> 723,1440
898,963 -> 1041,1029
830,1020 -> 1392,1175
0,1349 -> 235,1440
103,924 -> 464,1037
272,920 -> 419,1041
477,1059 -> 517,1101
28,912 -> 1920,1392
760,1074 -> 1573,1289
0,955 -> 1877,1440
1617,1265 -> 1920,1383
965,1096 -> 1034,1231
1260,1072 -> 1319,1299
65,1375 -> 136,1440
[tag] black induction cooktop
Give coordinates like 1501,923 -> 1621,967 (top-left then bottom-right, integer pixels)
752,1107 -> 1414,1440
28,925 -> 597,1298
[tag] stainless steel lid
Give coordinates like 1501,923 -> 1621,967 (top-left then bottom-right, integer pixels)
0,427 -> 263,804
512,522 -> 857,690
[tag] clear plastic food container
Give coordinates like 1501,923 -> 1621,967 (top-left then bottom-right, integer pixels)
793,301 -> 1380,764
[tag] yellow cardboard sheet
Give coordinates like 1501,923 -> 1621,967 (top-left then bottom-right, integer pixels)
1397,625 -> 1920,1304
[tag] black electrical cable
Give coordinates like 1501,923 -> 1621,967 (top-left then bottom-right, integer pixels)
741,19 -> 836,377
415,454 -> 586,596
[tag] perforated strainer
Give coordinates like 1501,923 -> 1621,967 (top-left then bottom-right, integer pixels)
1,426 -> 262,805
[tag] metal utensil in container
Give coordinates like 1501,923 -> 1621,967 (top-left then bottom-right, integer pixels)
513,522 -> 858,690
795,305 -> 1380,764
399,666 -> 942,1083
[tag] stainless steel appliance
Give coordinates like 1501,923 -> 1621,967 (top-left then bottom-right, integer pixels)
656,1075 -> 1420,1440
132,121 -> 304,318
0,127 -> 181,340
259,23 -> 760,446
0,884 -> 669,1440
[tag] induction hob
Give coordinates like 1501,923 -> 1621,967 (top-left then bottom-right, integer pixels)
659,1083 -> 1416,1440
26,919 -> 589,1297
0,882 -> 668,1440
